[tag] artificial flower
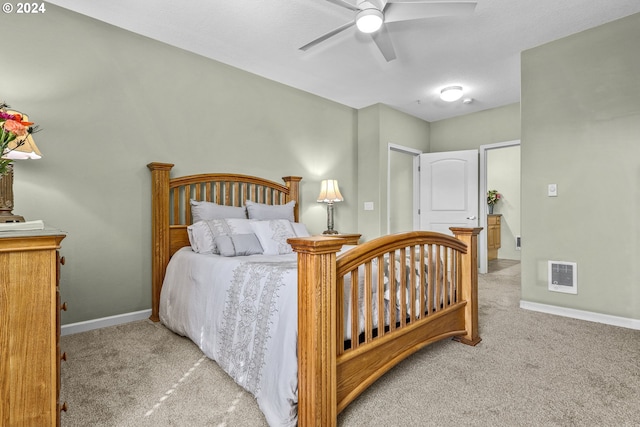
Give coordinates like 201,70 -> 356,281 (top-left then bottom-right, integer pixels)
487,189 -> 501,205
0,102 -> 40,175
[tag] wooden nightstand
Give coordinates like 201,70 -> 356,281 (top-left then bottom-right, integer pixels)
322,233 -> 361,245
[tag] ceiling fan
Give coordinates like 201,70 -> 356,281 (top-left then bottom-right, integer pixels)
300,0 -> 477,62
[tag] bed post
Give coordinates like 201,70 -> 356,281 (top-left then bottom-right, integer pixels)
147,162 -> 174,322
282,176 -> 302,222
450,227 -> 482,346
289,236 -> 346,427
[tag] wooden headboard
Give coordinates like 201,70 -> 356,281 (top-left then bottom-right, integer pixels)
147,162 -> 302,321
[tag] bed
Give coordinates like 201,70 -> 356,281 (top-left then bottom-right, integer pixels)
147,162 -> 481,427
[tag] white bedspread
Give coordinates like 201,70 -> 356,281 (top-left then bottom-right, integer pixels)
160,247 -> 300,426
159,245 -> 435,426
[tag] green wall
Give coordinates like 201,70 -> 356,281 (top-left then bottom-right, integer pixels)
1,4 -> 427,325
357,104 -> 430,241
430,103 -> 520,152
5,4 -> 636,326
1,5 -> 361,324
487,145 -> 521,261
521,12 -> 640,319
430,11 -> 640,322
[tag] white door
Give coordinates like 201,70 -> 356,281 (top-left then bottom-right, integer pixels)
419,149 -> 479,235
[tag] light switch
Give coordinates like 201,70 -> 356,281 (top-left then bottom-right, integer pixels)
548,184 -> 557,197
364,202 -> 374,211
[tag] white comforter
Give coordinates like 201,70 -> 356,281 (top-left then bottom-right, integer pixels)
160,245 -> 435,426
160,247 -> 301,426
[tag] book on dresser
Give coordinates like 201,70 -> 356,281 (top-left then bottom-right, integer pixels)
0,226 -> 67,426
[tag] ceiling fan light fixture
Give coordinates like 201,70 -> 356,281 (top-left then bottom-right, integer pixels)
440,86 -> 464,102
356,9 -> 384,33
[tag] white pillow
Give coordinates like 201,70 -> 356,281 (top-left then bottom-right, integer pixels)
291,222 -> 310,237
187,218 -> 255,254
190,200 -> 247,223
245,200 -> 296,221
250,219 -> 297,255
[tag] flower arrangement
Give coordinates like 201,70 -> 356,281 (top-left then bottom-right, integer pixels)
0,102 -> 40,176
487,189 -> 501,206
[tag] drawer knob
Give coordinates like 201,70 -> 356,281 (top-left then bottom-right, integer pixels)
61,302 -> 68,311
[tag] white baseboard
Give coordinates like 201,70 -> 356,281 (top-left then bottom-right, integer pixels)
61,309 -> 152,336
520,300 -> 640,331
60,304 -> 640,335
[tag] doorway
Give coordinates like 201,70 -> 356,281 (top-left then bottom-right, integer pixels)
389,141 -> 520,276
479,140 -> 521,273
387,143 -> 422,234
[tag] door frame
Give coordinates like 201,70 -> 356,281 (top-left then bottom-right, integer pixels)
387,143 -> 422,234
479,139 -> 521,274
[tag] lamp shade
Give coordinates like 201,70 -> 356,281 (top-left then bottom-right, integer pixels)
317,179 -> 344,203
1,112 -> 42,160
3,134 -> 41,160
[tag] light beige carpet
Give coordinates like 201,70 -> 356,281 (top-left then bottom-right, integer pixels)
60,261 -> 640,426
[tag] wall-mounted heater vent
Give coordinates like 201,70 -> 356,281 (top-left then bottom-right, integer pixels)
548,261 -> 577,294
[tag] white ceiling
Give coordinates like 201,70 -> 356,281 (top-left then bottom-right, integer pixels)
47,0 -> 640,122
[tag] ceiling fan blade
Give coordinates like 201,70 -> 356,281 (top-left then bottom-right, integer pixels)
371,24 -> 396,62
360,0 -> 386,9
386,0 -> 475,3
384,1 -> 476,23
299,21 -> 356,52
324,0 -> 360,12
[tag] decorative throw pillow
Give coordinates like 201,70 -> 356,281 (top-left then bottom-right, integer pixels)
187,218 -> 255,254
250,219 -> 297,255
291,221 -> 310,237
190,200 -> 247,223
214,234 -> 264,257
245,200 -> 296,222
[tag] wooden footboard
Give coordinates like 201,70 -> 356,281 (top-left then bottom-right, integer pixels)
289,228 -> 481,427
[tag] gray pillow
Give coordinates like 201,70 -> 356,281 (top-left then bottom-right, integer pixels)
250,220 -> 296,255
245,200 -> 296,221
214,233 -> 264,257
190,200 -> 247,223
187,218 -> 255,254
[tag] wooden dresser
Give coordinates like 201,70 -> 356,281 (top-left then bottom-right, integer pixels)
487,214 -> 501,260
0,228 -> 67,426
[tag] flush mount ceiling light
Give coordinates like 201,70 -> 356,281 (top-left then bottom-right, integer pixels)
356,9 -> 384,33
440,86 -> 464,102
